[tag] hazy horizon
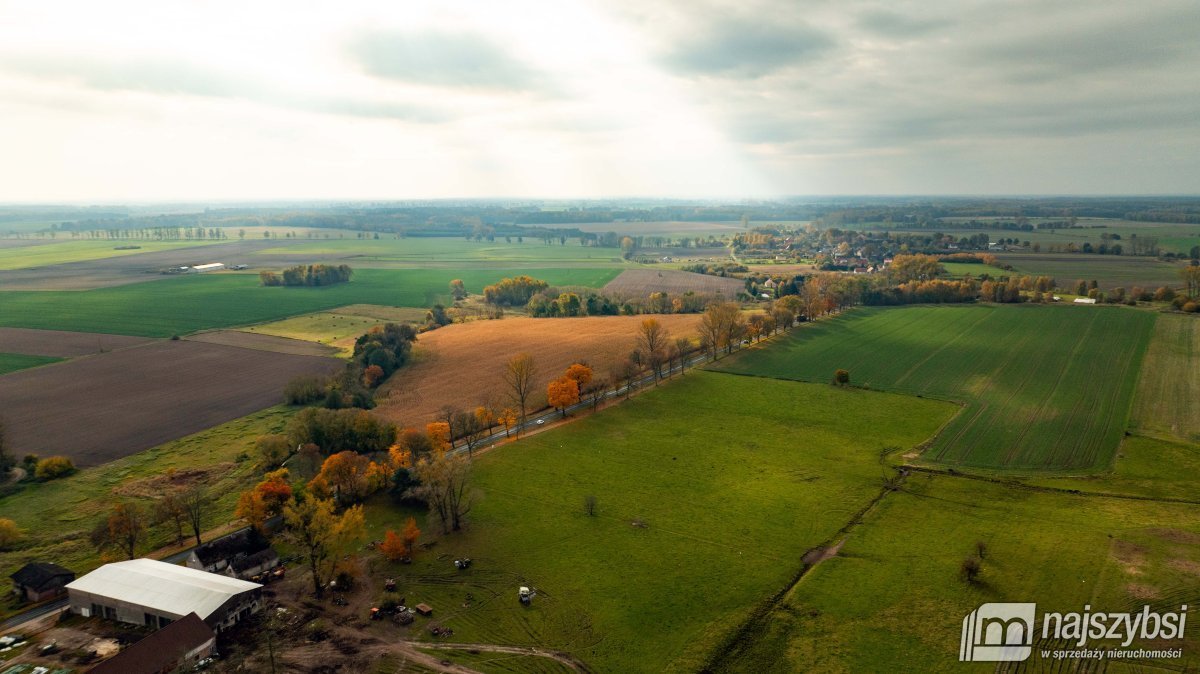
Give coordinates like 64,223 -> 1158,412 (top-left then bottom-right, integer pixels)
2,0 -> 1198,200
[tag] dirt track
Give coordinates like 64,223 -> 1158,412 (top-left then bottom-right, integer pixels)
0,327 -> 154,357
0,340 -> 340,466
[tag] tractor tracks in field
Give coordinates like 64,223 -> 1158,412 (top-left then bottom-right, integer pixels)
902,464 -> 1200,506
701,459 -> 1200,672
700,469 -> 910,672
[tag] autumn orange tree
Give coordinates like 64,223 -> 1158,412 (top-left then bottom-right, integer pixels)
236,468 -> 294,533
402,516 -> 421,554
90,502 -> 146,560
380,529 -> 407,562
547,376 -> 580,417
309,451 -> 389,504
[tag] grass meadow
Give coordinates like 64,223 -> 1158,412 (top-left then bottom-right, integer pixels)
0,352 -> 60,375
361,372 -> 957,672
713,304 -> 1155,472
0,267 -> 619,336
718,472 -> 1200,672
241,305 -> 430,355
1130,313 -> 1200,443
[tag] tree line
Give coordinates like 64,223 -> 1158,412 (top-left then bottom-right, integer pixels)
260,264 -> 353,287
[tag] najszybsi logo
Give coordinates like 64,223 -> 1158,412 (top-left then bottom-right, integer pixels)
959,602 -> 1189,662
960,603 -> 1036,662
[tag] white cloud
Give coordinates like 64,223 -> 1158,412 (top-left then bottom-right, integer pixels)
0,0 -> 1196,199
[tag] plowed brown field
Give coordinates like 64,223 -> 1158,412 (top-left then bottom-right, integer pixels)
374,315 -> 703,427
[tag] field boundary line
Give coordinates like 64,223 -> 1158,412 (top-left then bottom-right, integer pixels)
902,465 -> 1200,505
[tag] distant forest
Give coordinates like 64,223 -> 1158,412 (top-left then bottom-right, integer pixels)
6,196 -> 1200,239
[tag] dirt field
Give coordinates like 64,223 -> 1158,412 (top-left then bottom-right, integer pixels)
0,327 -> 154,357
601,268 -> 745,298
374,314 -> 703,427
0,239 -> 311,290
0,340 -> 340,466
186,330 -> 338,357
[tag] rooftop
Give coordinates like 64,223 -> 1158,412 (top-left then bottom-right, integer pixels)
88,612 -> 214,674
66,559 -> 260,620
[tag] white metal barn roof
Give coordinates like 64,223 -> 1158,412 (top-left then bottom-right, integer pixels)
66,559 -> 260,620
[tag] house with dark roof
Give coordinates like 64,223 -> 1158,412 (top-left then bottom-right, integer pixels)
88,611 -> 216,674
185,528 -> 279,580
10,562 -> 74,602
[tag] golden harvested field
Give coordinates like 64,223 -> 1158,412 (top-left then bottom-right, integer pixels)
1131,313 -> 1200,442
374,314 -> 703,427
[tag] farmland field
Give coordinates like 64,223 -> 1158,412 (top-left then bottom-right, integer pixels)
374,314 -> 705,427
252,237 -> 628,268
364,372 -> 958,672
0,352 -> 60,375
601,268 -> 745,297
713,304 -> 1155,471
572,220 -> 752,236
0,340 -> 339,466
0,239 -> 222,271
0,239 -> 283,290
240,304 -> 429,355
940,261 -> 1011,278
996,253 -> 1188,290
0,327 -> 153,357
719,472 -> 1200,672
1130,313 -> 1200,442
184,330 -> 339,357
0,267 -> 620,337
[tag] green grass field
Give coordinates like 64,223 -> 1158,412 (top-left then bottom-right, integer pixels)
0,239 -> 221,270
719,472 -> 1200,672
713,305 -> 1155,471
363,371 -> 956,672
1130,314 -> 1200,443
940,262 -> 1012,278
254,237 -> 628,268
240,305 -> 429,355
0,352 -> 61,375
0,267 -> 619,337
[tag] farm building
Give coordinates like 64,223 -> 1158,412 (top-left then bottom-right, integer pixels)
186,528 -> 279,580
10,562 -> 74,602
188,262 -> 225,273
88,611 -> 216,674
1073,298 -> 1097,304
66,558 -> 262,632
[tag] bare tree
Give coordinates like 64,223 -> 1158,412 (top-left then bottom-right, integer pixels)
154,492 -> 188,545
91,502 -> 147,560
179,485 -> 211,546
584,495 -> 598,516
410,450 -> 473,534
637,318 -> 670,383
503,353 -> 537,429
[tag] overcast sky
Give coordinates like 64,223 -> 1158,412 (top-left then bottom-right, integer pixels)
1,0 -> 1197,201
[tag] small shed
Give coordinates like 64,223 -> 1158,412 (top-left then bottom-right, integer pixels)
415,603 -> 433,616
10,562 -> 74,603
